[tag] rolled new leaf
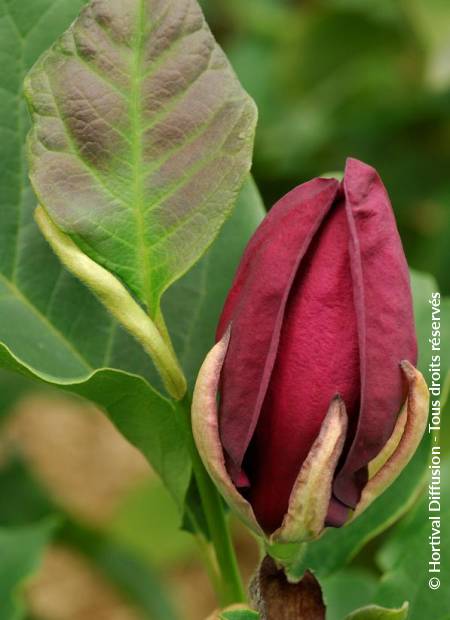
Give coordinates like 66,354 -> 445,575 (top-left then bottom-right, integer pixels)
35,206 -> 186,399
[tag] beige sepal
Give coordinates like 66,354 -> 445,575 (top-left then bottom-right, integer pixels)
192,328 -> 349,544
353,361 -> 429,518
192,327 -> 264,538
270,396 -> 348,544
368,404 -> 407,479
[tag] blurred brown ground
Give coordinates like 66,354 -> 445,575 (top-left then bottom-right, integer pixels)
1,394 -> 259,620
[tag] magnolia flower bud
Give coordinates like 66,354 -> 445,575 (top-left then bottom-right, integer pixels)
192,158 -> 429,543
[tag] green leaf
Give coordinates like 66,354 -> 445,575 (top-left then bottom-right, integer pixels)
0,179 -> 263,513
410,270 -> 437,381
321,569 -> 378,620
372,460 -> 450,620
1,0 -> 262,529
181,473 -> 212,537
220,609 -> 260,620
0,458 -> 55,526
0,0 -> 263,514
0,0 -> 160,383
25,0 -> 257,317
0,1 -> 262,513
0,176 -> 263,525
0,518 -> 58,620
345,602 -> 409,620
376,391 -> 449,574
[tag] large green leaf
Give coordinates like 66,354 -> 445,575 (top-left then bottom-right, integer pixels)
0,0 -> 192,501
0,178 -> 264,506
0,0 -> 156,383
0,518 -> 57,620
0,0 -> 263,509
25,0 -> 257,317
321,569 -> 378,620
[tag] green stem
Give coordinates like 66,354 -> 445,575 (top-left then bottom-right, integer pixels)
267,540 -> 308,582
177,395 -> 246,607
193,532 -> 224,599
185,505 -> 223,597
192,441 -> 246,606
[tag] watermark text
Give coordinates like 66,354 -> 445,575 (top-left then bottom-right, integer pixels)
428,291 -> 441,590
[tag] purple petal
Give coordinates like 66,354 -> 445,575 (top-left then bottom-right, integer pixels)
216,179 -> 340,477
333,158 -> 418,507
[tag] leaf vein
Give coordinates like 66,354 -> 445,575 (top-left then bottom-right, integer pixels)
140,42 -> 215,135
0,273 -> 93,371
40,66 -> 132,212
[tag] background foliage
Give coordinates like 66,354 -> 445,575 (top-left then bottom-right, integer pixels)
199,0 -> 450,294
0,0 -> 449,619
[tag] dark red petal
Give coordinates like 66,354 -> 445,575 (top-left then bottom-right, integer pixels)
333,158 -> 418,508
245,197 -> 360,532
217,178 -> 340,476
326,496 -> 350,527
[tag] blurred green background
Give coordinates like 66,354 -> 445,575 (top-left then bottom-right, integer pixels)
200,0 -> 450,292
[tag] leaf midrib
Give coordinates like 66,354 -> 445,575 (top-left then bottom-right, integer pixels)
130,0 -> 153,315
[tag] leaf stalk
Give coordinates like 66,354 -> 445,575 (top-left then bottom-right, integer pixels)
177,394 -> 246,607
